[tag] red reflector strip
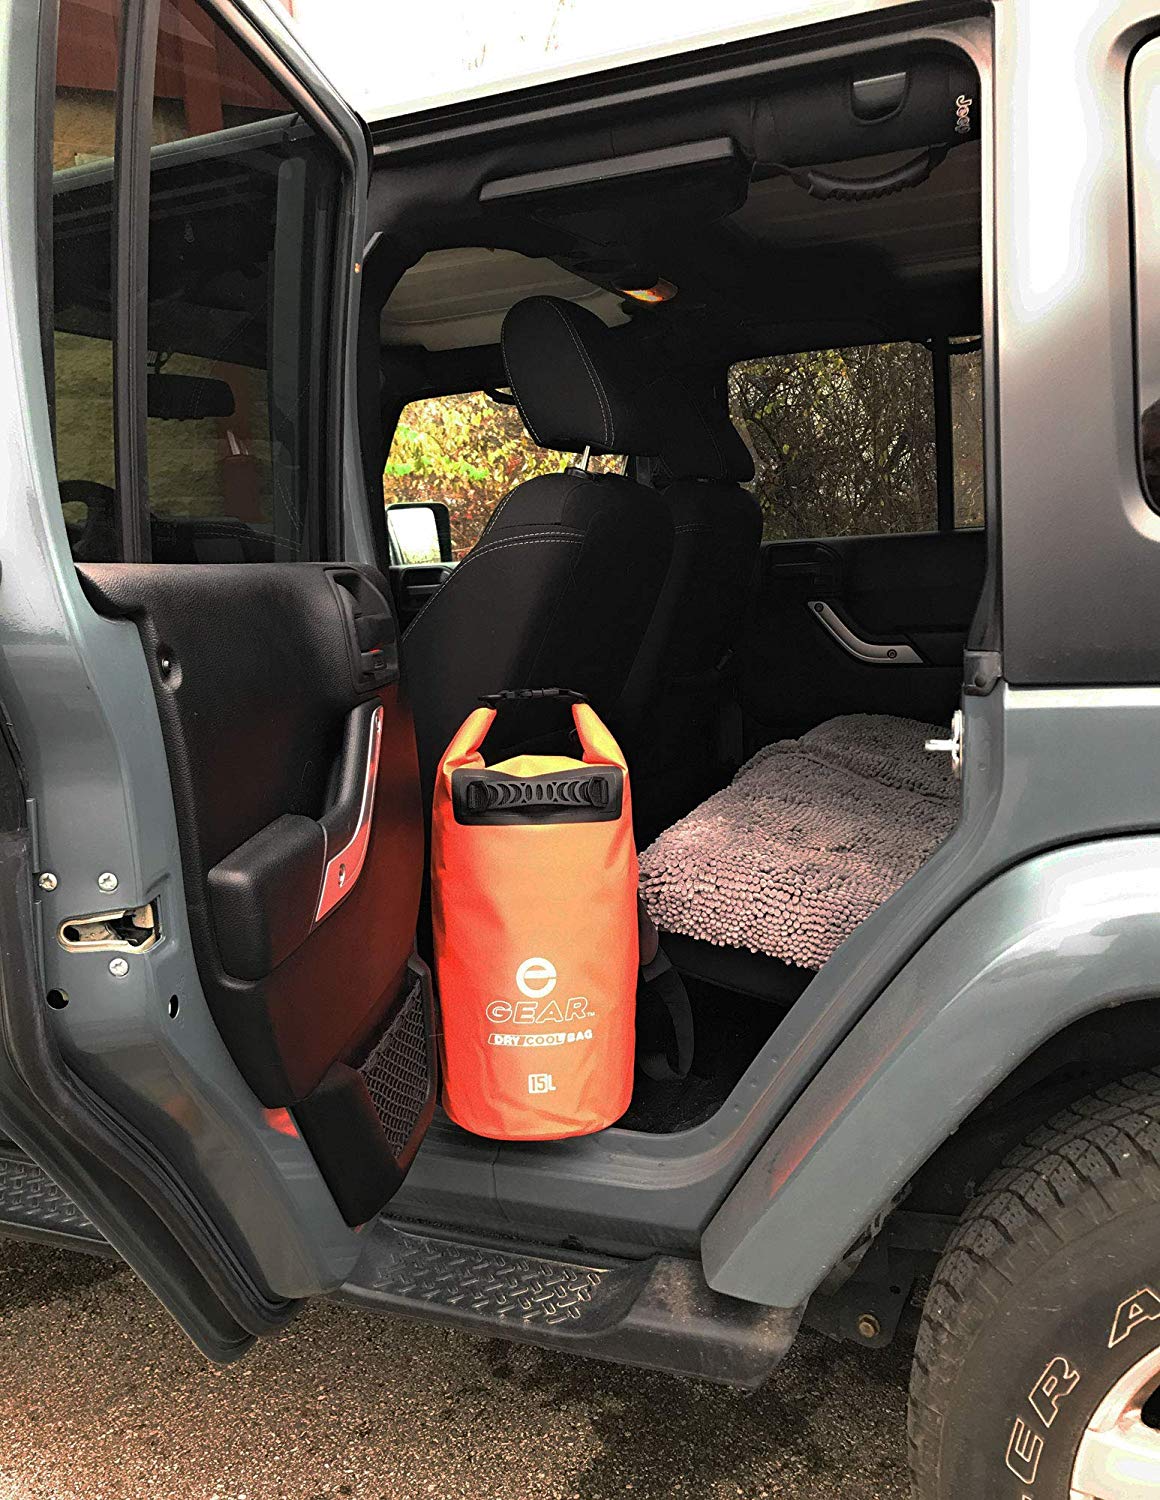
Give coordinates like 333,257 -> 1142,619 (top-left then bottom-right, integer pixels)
315,705 -> 383,923
263,1107 -> 298,1138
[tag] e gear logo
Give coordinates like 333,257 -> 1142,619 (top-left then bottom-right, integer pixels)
515,957 -> 557,999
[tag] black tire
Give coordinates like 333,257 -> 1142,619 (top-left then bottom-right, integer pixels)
909,1069 -> 1160,1498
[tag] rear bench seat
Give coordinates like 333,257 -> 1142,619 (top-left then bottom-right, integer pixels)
637,713 -> 959,997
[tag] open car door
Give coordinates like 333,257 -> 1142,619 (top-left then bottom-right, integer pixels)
0,0 -> 435,1357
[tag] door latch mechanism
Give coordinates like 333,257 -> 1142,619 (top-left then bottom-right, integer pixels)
57,901 -> 161,954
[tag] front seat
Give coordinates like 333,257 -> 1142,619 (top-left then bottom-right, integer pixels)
403,295 -> 681,810
610,393 -> 762,844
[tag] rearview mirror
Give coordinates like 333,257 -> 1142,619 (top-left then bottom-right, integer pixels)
147,373 -> 235,421
386,502 -> 452,565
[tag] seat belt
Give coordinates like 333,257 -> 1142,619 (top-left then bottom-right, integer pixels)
636,896 -> 694,1081
714,648 -> 745,771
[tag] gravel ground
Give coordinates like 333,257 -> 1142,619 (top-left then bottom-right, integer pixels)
0,1237 -> 912,1500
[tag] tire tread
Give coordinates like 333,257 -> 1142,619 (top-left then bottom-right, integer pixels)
908,1068 -> 1160,1498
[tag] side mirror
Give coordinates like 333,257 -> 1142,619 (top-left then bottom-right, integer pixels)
386,502 -> 452,565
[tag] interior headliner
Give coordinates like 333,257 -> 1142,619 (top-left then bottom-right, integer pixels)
367,40 -> 983,442
380,247 -> 630,352
378,140 -> 981,370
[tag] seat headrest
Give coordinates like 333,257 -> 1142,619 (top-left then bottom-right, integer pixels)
501,295 -> 755,485
655,382 -> 756,487
502,296 -> 657,457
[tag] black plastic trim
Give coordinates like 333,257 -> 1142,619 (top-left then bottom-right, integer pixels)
112,0 -> 159,562
339,1218 -> 802,1389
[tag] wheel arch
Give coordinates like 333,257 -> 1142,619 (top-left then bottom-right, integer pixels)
702,834 -> 1160,1308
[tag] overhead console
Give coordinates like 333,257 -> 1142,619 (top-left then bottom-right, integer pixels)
476,50 -> 978,216
368,46 -> 979,243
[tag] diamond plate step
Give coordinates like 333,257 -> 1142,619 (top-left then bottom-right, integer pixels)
338,1219 -> 801,1388
0,1147 -> 106,1250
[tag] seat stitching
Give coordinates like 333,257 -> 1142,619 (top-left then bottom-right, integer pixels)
402,535 -> 583,642
476,490 -> 517,546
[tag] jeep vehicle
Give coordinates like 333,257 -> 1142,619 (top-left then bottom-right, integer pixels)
3,0 -> 1160,1495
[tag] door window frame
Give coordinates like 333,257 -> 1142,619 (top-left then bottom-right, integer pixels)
38,0 -> 362,563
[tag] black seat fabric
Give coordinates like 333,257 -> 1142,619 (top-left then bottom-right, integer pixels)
610,403 -> 762,843
404,296 -> 684,809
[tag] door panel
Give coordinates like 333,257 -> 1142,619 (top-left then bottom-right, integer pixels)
739,530 -> 986,745
0,0 -> 440,1356
77,563 -> 421,1102
76,563 -> 433,1224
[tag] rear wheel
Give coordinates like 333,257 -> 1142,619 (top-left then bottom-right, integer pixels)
908,1069 -> 1160,1499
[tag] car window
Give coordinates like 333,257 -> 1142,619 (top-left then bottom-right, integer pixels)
383,390 -> 622,558
1130,44 -> 1160,516
48,0 -> 122,555
46,0 -> 342,562
728,343 -> 940,542
950,341 -> 984,527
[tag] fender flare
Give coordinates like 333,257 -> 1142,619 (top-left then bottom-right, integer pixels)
702,834 -> 1160,1308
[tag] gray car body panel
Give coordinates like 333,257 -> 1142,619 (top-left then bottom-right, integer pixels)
0,0 -> 376,1297
995,1 -> 1160,686
703,827 -> 1160,1307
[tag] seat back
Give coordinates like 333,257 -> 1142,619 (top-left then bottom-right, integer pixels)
403,296 -> 682,811
611,398 -> 761,843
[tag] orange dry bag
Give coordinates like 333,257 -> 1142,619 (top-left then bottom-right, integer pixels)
431,689 -> 638,1140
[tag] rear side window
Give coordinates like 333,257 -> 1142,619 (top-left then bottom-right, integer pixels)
729,343 -> 938,541
45,0 -> 342,562
384,390 -> 622,558
950,340 -> 984,527
729,340 -> 984,541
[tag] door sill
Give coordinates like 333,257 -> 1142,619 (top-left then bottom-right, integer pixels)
336,1214 -> 800,1387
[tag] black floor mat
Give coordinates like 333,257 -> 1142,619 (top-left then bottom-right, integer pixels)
620,975 -> 787,1134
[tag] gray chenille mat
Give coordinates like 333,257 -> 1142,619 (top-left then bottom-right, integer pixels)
638,714 -> 959,971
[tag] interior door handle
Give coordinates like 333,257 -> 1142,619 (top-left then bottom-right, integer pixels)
207,699 -> 385,980
315,701 -> 383,923
807,599 -> 923,666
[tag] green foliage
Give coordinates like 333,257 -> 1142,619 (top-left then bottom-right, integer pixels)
383,391 -> 562,556
949,346 -> 985,526
385,346 -> 986,556
730,343 -> 940,541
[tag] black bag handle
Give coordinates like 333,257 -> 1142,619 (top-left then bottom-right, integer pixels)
478,687 -> 587,706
